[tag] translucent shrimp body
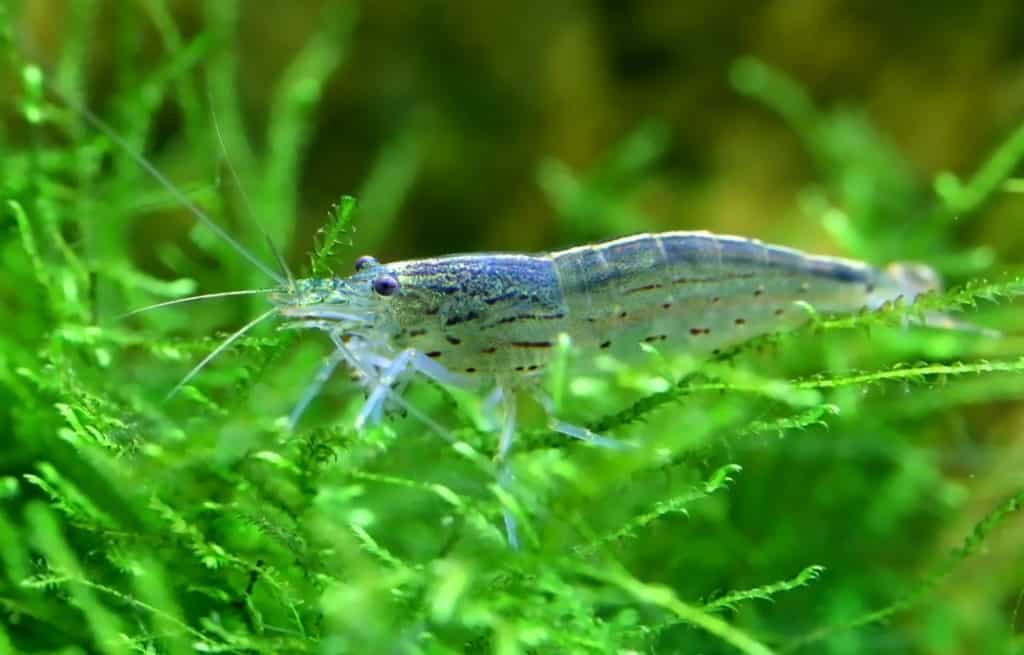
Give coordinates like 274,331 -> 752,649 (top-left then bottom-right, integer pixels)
275,231 -> 938,383
271,232 -> 938,548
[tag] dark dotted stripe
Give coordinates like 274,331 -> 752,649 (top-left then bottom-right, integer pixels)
673,273 -> 756,285
625,283 -> 664,295
510,341 -> 553,349
494,312 -> 565,325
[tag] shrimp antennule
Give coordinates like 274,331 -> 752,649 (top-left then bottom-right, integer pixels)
279,305 -> 373,325
120,288 -> 276,318
209,97 -> 296,289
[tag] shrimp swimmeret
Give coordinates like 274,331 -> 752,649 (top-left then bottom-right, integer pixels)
76,91 -> 940,547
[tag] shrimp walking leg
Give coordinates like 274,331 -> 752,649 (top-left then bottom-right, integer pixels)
288,347 -> 348,429
356,349 -> 417,429
328,338 -> 460,444
352,354 -> 521,547
532,390 -> 631,450
355,348 -> 474,429
356,350 -> 474,389
496,386 -> 520,549
410,352 -> 475,389
548,419 -> 630,450
481,386 -> 505,431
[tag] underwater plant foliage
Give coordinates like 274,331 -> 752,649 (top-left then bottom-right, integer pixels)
2,2 -> 1024,653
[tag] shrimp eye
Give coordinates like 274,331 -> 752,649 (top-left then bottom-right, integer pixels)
372,273 -> 400,296
354,255 -> 378,272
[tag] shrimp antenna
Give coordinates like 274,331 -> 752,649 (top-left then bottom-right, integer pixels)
53,86 -> 286,285
207,93 -> 296,290
165,307 -> 278,400
119,288 -> 277,319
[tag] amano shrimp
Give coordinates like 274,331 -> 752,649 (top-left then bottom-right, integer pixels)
270,236 -> 939,430
72,88 -> 941,547
260,236 -> 939,545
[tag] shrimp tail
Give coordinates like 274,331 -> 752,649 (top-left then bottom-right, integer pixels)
869,262 -> 943,308
873,262 -> 1000,336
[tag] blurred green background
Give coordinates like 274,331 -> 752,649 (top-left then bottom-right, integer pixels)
3,1 -> 1024,654
14,1 -> 1024,264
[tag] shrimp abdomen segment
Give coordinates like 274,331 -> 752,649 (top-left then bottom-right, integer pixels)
550,232 -> 879,355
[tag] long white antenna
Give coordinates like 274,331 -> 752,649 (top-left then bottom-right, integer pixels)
207,96 -> 296,289
56,88 -> 286,285
119,288 -> 276,318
